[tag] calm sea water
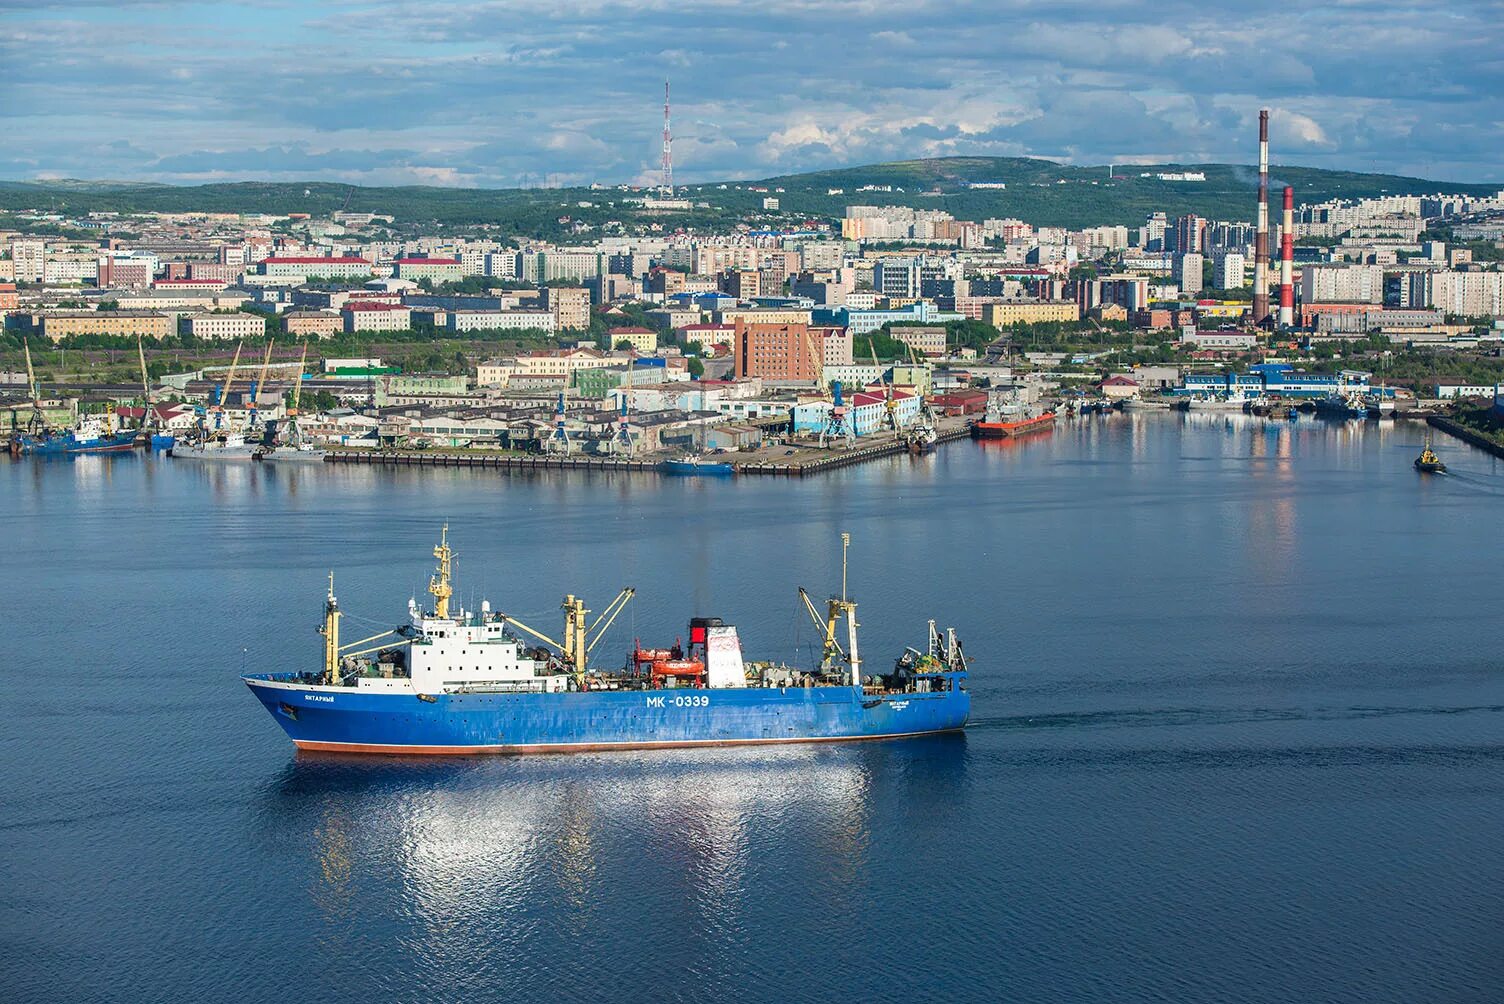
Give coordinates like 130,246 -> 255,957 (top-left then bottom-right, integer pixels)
3,414 -> 1502,1004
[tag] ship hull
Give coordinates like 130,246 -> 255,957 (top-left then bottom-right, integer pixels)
661,459 -> 735,476
245,676 -> 969,755
970,413 -> 1055,438
12,431 -> 139,455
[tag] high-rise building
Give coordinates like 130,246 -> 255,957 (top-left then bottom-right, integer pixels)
1169,214 -> 1206,255
1215,253 -> 1246,290
1175,253 -> 1204,295
10,240 -> 44,283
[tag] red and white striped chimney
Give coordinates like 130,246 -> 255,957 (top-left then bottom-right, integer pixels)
1279,185 -> 1294,329
1253,109 -> 1270,326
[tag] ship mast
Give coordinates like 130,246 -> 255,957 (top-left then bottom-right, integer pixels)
429,525 -> 454,619
320,572 -> 341,684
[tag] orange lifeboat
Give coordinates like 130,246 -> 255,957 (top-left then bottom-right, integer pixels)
651,659 -> 705,678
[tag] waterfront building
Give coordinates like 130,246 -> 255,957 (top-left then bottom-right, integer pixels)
792,388 -> 920,436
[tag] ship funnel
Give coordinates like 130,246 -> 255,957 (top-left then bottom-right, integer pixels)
699,620 -> 747,688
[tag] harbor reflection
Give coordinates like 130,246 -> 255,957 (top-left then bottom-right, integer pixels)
269,739 -> 965,978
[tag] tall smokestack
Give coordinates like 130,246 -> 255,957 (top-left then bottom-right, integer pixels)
1279,185 -> 1294,329
1253,109 -> 1270,326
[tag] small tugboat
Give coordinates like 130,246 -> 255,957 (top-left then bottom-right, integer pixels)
1414,437 -> 1447,474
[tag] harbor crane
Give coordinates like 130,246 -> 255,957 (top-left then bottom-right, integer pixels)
246,339 -> 275,430
546,389 -> 574,455
204,340 -> 244,434
801,327 -> 853,448
869,339 -> 900,436
20,337 -> 45,434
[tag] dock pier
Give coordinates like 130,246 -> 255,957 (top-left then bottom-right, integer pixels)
323,426 -> 974,477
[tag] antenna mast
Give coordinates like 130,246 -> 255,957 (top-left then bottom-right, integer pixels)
660,80 -> 673,198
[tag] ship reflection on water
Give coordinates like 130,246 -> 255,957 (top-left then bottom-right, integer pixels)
274,737 -> 967,989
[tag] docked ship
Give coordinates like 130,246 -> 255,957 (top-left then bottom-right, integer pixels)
660,454 -> 735,476
8,337 -> 140,456
244,530 -> 970,755
10,415 -> 139,456
170,430 -> 258,461
971,396 -> 1055,439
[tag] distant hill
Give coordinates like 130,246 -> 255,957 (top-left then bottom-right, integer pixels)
0,157 -> 1495,233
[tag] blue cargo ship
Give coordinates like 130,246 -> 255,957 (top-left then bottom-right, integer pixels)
245,529 -> 970,755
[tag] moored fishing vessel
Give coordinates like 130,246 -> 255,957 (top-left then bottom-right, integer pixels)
11,415 -> 139,456
244,530 -> 970,754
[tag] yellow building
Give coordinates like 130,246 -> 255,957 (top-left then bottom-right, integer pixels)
714,307 -> 814,326
981,300 -> 1080,327
608,326 -> 659,353
39,310 -> 174,342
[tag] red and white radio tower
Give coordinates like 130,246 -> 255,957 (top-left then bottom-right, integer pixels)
660,80 -> 673,198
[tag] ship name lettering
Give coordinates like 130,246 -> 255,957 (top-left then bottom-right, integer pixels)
304,694 -> 335,703
646,696 -> 664,708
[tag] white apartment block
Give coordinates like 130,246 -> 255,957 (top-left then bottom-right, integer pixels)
1300,265 -> 1384,304
186,312 -> 267,341
447,309 -> 557,334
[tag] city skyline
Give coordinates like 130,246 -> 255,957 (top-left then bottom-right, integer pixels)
2,0 -> 1501,188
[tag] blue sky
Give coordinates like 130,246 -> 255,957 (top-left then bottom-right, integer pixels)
2,0 -> 1500,187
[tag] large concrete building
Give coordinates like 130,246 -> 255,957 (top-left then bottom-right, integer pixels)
447,309 -> 556,334
981,300 -> 1080,327
733,321 -> 822,382
40,310 -> 174,342
1403,271 -> 1504,317
342,302 -> 412,333
1300,264 -> 1384,304
186,312 -> 266,341
260,256 -> 373,279
393,257 -> 465,284
542,285 -> 591,331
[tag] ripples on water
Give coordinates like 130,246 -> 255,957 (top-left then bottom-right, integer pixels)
2,415 -> 1502,1003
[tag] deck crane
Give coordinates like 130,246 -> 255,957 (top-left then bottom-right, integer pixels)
796,533 -> 861,686
802,327 -> 853,448
499,587 -> 636,684
246,339 -> 275,431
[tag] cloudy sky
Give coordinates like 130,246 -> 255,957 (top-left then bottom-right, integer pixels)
3,0 -> 1500,187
